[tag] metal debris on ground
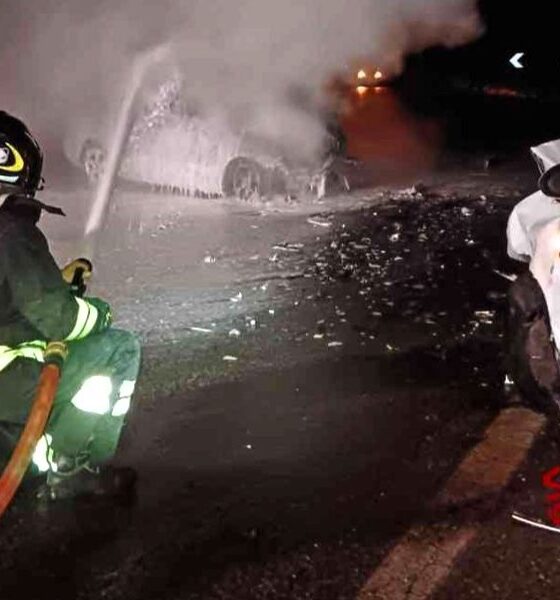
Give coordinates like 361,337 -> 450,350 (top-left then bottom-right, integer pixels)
307,217 -> 332,228
190,326 -> 213,334
512,512 -> 560,534
246,317 -> 257,329
474,310 -> 495,324
397,184 -> 427,200
493,269 -> 518,282
272,243 -> 304,253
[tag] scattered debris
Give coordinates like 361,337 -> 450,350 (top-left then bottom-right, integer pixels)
307,217 -> 332,228
493,269 -> 517,282
512,512 -> 560,534
272,243 -> 304,253
397,184 -> 427,200
474,310 -> 495,324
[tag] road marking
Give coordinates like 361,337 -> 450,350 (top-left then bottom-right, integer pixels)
357,408 -> 546,600
436,408 -> 546,508
358,525 -> 477,600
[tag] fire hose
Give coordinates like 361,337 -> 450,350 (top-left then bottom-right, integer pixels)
0,264 -> 89,519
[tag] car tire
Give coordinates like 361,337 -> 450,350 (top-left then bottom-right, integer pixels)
324,168 -> 350,195
79,139 -> 106,184
222,157 -> 269,200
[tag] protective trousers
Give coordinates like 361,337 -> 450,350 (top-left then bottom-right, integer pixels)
0,329 -> 141,471
508,271 -> 560,419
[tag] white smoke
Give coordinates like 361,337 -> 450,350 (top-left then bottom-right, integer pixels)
0,0 -> 483,171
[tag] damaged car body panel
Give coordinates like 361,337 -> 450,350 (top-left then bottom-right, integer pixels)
65,77 -> 350,200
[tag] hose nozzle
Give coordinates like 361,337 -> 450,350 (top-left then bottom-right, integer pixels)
44,342 -> 68,368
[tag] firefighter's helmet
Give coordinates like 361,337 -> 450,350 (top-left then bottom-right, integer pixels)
0,111 -> 43,195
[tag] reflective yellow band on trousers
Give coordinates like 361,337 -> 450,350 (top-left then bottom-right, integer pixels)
65,297 -> 99,341
0,340 -> 47,373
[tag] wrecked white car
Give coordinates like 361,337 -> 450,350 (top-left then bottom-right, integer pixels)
65,79 -> 349,200
507,139 -> 560,348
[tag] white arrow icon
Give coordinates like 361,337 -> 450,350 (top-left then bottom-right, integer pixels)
510,52 -> 525,69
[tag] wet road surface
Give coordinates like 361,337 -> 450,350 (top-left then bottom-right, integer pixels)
0,164 -> 544,599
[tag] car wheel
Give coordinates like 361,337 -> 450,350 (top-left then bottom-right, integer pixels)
79,139 -> 106,184
324,168 -> 350,195
222,157 -> 268,200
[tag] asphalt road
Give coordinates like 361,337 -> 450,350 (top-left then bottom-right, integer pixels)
0,160 -> 547,599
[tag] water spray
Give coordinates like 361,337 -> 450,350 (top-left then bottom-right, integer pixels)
82,44 -> 171,259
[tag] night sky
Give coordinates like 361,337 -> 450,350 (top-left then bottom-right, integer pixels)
415,0 -> 560,91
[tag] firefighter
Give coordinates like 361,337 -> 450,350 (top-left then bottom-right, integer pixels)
506,139 -> 560,420
0,110 -> 141,500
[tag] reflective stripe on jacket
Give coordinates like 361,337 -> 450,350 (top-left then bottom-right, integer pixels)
0,297 -> 102,373
0,340 -> 46,373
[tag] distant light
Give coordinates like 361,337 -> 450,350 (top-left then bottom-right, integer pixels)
357,69 -> 367,80
374,70 -> 384,80
356,86 -> 368,96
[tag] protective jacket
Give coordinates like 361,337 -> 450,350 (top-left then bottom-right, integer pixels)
0,197 -> 104,374
507,140 -> 560,351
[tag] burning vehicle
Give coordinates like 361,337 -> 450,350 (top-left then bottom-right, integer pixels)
65,78 -> 349,200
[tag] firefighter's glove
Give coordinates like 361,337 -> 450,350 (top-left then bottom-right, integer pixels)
86,297 -> 113,333
62,258 -> 93,296
62,258 -> 93,285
